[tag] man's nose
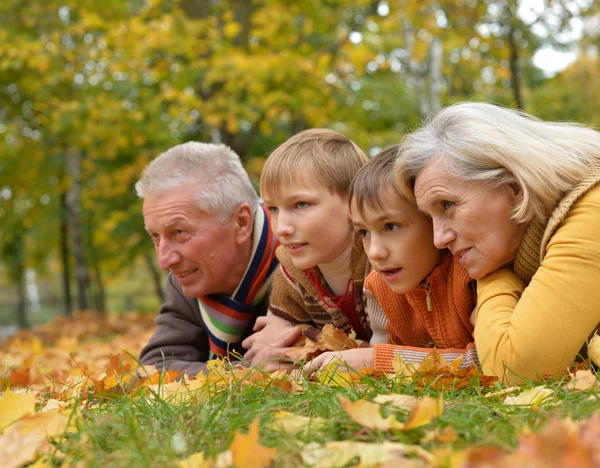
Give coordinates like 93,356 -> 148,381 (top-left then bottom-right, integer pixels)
432,219 -> 456,250
157,239 -> 181,270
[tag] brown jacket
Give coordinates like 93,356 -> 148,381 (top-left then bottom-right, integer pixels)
139,273 -> 268,376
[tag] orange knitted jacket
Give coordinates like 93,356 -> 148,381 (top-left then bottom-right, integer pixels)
364,252 -> 477,373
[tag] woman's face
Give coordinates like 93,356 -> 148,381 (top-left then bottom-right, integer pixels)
413,158 -> 526,279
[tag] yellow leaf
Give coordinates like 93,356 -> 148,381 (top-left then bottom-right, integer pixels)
404,395 -> 444,430
373,393 -> 417,410
339,395 -> 405,431
269,411 -> 326,434
504,386 -> 554,407
0,390 -> 36,432
590,332 -> 600,368
301,440 -> 434,467
0,422 -> 48,468
18,411 -> 71,438
230,419 -> 277,468
178,451 -> 210,468
316,363 -> 354,388
391,354 -> 414,380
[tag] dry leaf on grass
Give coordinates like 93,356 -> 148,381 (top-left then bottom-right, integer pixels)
340,394 -> 443,431
0,389 -> 36,432
566,370 -> 598,390
503,386 -> 555,407
392,349 -> 497,390
285,324 -> 360,362
301,440 -> 433,468
373,394 -> 418,410
230,418 -> 277,468
269,411 -> 326,434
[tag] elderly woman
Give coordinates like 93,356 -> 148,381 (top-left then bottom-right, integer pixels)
396,102 -> 600,382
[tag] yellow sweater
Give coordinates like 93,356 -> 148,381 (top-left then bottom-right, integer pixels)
475,183 -> 600,381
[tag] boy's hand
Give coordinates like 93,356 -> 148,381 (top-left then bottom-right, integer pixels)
302,348 -> 374,375
242,315 -> 299,359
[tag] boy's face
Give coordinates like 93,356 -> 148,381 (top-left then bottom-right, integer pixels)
351,188 -> 441,294
263,179 -> 353,270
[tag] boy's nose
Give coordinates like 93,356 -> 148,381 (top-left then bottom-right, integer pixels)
432,219 -> 456,250
367,237 -> 388,261
274,213 -> 294,238
157,240 -> 181,270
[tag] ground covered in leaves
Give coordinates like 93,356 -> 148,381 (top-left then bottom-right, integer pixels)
1,313 -> 600,468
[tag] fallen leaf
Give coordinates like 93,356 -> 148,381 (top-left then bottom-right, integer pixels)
503,386 -> 554,407
340,395 -> 405,430
579,413 -> 600,466
0,389 -> 36,432
422,425 -> 459,444
177,451 -> 210,468
508,417 -> 596,467
18,411 -> 72,438
301,440 -> 433,468
373,394 -> 418,410
0,421 -> 49,468
318,324 -> 359,351
284,337 -> 324,362
566,370 -> 598,390
316,363 -> 355,388
230,418 -> 277,468
269,411 -> 326,434
403,395 -> 444,430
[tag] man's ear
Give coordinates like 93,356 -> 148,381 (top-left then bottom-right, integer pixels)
232,203 -> 254,244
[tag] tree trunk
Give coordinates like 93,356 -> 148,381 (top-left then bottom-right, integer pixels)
60,192 -> 73,316
507,26 -> 524,110
144,253 -> 165,303
428,36 -> 443,114
13,234 -> 29,328
65,150 -> 91,312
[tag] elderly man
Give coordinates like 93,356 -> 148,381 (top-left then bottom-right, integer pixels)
136,142 -> 288,375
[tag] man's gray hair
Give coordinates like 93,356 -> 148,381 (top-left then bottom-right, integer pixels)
135,142 -> 258,221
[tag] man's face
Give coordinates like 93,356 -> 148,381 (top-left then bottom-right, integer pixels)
143,186 -> 243,297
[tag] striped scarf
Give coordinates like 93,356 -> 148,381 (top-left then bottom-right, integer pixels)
198,205 -> 279,357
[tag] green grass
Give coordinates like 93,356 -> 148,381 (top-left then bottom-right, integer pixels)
49,371 -> 600,467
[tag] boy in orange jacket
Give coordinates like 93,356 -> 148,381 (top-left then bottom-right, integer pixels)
305,145 -> 478,374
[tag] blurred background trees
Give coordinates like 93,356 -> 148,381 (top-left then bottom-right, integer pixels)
0,0 -> 598,327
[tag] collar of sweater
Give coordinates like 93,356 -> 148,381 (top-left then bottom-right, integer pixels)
514,159 -> 600,283
275,234 -> 370,299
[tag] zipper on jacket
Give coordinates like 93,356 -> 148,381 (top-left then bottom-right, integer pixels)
422,281 -> 432,311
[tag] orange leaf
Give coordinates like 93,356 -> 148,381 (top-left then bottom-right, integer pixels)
230,419 -> 277,468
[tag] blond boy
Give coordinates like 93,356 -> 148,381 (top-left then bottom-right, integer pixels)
242,129 -> 371,369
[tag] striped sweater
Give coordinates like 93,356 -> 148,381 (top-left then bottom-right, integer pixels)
268,235 -> 372,341
364,252 -> 478,373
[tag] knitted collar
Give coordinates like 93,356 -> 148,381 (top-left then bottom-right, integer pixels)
197,205 -> 279,357
514,160 -> 600,283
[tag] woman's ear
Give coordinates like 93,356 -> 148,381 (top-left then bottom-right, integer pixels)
507,182 -> 523,205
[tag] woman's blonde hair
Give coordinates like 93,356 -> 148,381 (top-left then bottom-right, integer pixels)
260,128 -> 368,200
396,102 -> 600,224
